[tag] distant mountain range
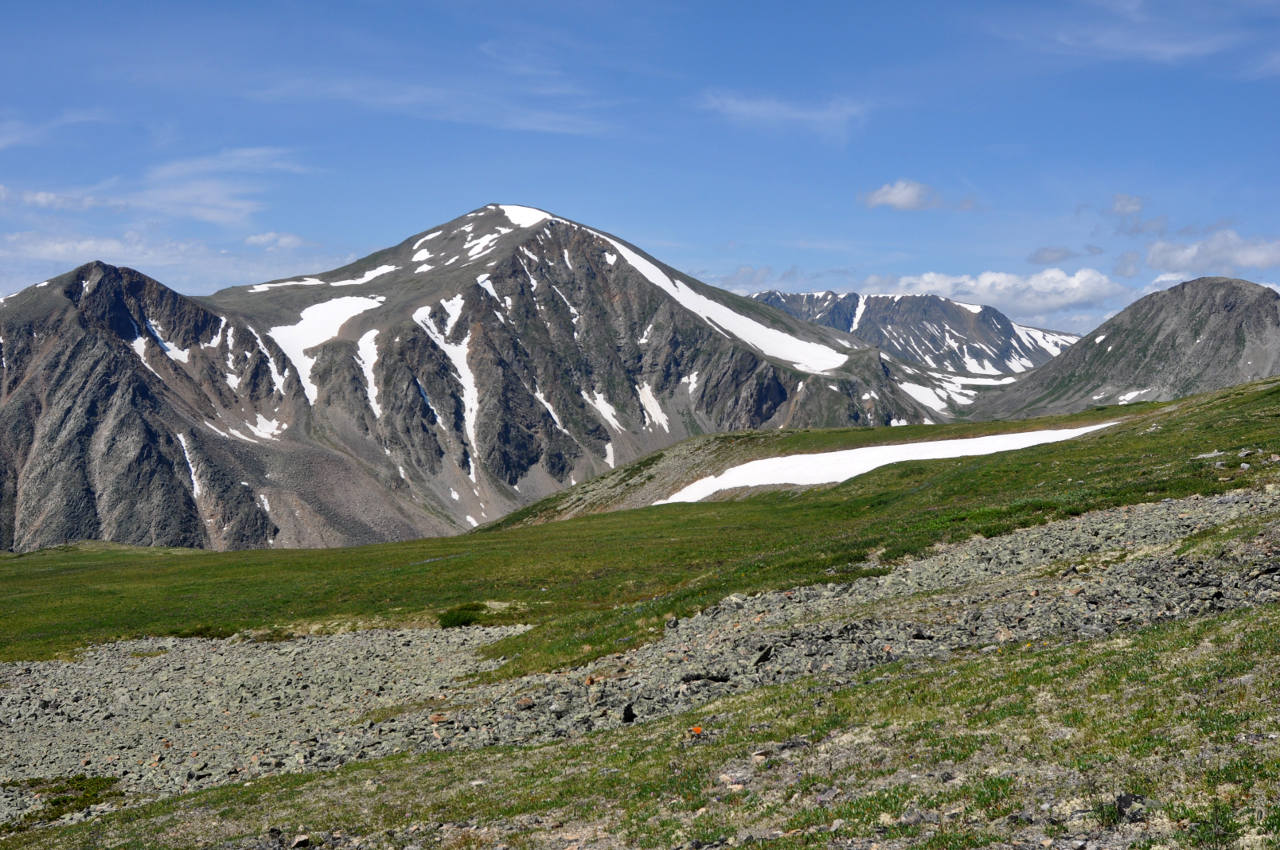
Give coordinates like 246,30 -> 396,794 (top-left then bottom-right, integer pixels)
750,290 -> 1077,374
2,202 -> 1277,553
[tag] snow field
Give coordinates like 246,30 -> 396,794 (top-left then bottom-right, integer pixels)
654,422 -> 1115,505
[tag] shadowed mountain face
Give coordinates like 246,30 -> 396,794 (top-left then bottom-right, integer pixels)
0,205 -> 960,551
971,277 -> 1280,419
751,290 -> 1078,375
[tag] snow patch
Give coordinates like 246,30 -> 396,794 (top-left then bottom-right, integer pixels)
1118,388 -> 1153,404
582,389 -> 623,431
604,443 -> 615,468
604,252 -> 617,265
898,382 -> 950,413
329,264 -> 397,287
637,383 -> 669,431
175,433 -> 200,498
356,329 -> 381,417
465,515 -> 478,527
499,205 -> 552,229
412,230 -> 442,249
1095,335 -> 1106,344
533,388 -> 569,434
656,423 -> 1116,504
245,414 -> 284,441
269,296 -> 383,404
476,274 -> 499,300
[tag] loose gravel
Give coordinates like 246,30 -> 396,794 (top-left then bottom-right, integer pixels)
4,486 -> 1280,836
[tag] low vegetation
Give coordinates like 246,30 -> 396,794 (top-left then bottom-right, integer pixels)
10,600 -> 1280,848
1,379 -> 1278,680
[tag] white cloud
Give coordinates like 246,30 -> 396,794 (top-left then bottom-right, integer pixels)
246,231 -> 303,251
871,267 -> 1126,317
864,179 -> 938,211
1146,229 -> 1280,277
1111,193 -> 1143,215
699,92 -> 866,141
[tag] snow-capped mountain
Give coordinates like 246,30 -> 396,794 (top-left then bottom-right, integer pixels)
750,290 -> 1077,375
971,277 -> 1280,419
0,204 -> 960,551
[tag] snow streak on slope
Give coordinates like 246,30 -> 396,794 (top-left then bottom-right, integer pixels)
598,237 -> 848,373
268,296 -> 383,404
248,265 -> 397,293
654,423 -> 1115,504
356,329 -> 381,417
413,295 -> 480,478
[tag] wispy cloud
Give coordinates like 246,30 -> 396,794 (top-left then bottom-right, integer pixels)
994,1 -> 1270,69
245,231 -> 304,251
254,72 -> 611,136
0,110 -> 106,152
0,228 -> 348,295
11,147 -> 304,226
699,91 -> 867,141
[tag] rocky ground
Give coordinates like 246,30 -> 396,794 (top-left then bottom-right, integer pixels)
4,485 -> 1280,847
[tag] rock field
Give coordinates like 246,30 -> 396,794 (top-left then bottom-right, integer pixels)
4,486 -> 1280,846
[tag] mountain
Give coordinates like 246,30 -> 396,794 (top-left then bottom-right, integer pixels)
0,205 -> 958,552
751,290 -> 1078,374
971,277 -> 1280,419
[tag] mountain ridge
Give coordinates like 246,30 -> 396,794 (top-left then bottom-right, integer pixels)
0,204 -> 952,551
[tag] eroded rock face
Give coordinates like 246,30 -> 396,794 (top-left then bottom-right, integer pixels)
0,206 -> 946,550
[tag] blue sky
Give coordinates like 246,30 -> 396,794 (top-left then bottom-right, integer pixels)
2,0 -> 1278,332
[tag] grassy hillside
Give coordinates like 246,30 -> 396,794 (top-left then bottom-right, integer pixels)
3,378 -> 1279,680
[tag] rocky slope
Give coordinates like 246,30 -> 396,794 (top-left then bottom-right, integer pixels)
972,277 -> 1280,419
751,290 -> 1078,374
5,483 -> 1280,846
0,205 -> 960,551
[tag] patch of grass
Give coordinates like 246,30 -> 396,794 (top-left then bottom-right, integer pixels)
438,602 -> 487,628
1,775 -> 120,833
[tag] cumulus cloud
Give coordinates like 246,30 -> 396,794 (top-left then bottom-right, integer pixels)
245,231 -> 303,251
870,267 -> 1126,318
1146,229 -> 1280,277
864,179 -> 939,211
700,91 -> 866,141
1028,246 -> 1078,264
1113,250 -> 1142,278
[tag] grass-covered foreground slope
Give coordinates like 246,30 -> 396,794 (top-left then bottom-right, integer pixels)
10,598 -> 1280,849
3,379 -> 1279,677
